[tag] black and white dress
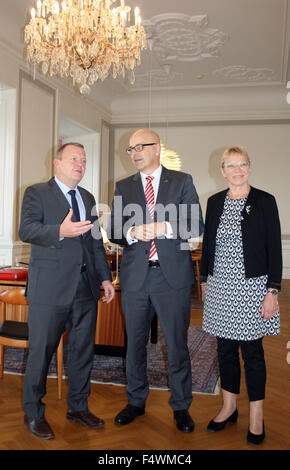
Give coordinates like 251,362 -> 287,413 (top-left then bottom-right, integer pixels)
202,195 -> 280,341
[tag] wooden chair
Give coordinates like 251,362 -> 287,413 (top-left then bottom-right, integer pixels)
0,288 -> 63,399
191,243 -> 202,302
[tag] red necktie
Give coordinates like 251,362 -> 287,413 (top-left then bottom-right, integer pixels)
145,176 -> 157,259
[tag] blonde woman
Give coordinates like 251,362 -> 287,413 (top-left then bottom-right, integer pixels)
200,146 -> 282,445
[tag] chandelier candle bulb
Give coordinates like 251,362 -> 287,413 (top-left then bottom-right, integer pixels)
53,2 -> 60,15
37,1 -> 42,17
134,7 -> 139,25
121,10 -> 127,25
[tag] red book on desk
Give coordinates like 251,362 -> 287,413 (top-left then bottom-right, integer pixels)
0,268 -> 28,280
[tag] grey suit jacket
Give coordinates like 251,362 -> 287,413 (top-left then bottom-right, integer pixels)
109,166 -> 204,291
19,178 -> 111,306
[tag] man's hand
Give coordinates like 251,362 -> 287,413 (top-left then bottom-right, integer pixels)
59,208 -> 93,238
101,280 -> 115,303
131,222 -> 167,242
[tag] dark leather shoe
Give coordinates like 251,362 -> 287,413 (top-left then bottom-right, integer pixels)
207,409 -> 238,432
115,404 -> 145,426
66,409 -> 104,428
247,422 -> 265,445
24,415 -> 55,440
174,410 -> 194,433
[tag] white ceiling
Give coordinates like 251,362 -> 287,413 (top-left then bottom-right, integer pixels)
118,0 -> 290,88
0,0 -> 290,121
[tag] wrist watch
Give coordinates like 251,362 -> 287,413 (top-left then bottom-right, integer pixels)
267,289 -> 278,296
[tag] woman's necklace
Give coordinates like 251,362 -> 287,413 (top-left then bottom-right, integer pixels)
228,186 -> 250,199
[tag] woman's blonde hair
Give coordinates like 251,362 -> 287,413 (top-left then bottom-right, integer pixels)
221,146 -> 251,168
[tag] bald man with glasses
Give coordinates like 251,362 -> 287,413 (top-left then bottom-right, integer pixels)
109,129 -> 204,432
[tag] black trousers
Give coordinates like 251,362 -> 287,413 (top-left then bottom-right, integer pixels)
217,337 -> 266,402
23,272 -> 97,418
122,267 -> 193,411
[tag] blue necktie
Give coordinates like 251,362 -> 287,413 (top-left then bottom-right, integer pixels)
68,189 -> 86,268
68,189 -> 80,222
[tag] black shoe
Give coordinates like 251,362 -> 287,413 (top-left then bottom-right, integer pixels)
247,422 -> 265,445
24,415 -> 55,440
66,409 -> 105,428
207,409 -> 238,432
174,410 -> 194,433
115,404 -> 145,426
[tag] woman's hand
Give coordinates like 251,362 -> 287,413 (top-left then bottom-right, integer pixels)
261,292 -> 278,319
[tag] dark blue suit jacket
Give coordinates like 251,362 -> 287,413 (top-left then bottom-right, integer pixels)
19,177 -> 111,305
109,166 -> 204,291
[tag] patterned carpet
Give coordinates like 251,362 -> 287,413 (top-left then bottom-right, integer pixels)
3,326 -> 219,395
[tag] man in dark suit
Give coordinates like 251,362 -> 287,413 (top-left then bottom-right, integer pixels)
109,129 -> 203,432
19,143 -> 114,439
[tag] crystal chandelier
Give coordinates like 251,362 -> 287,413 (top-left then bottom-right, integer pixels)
24,0 -> 147,95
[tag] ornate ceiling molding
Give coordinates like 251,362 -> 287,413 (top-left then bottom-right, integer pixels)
143,13 -> 228,62
133,68 -> 184,88
212,65 -> 276,82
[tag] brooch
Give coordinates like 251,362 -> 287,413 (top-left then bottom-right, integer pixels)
245,205 -> 251,214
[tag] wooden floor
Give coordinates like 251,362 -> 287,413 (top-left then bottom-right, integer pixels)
0,281 -> 289,453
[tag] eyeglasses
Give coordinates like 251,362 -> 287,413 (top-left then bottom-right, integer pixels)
222,162 -> 250,170
126,143 -> 157,155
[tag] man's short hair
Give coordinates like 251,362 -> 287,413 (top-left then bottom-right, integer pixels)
56,142 -> 85,160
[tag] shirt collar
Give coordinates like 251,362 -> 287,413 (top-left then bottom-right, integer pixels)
54,176 -> 78,195
140,165 -> 162,184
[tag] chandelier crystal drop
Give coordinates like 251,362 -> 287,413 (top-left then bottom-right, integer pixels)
24,0 -> 147,94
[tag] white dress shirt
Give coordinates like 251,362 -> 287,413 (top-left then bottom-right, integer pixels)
126,166 -> 173,259
54,176 -> 86,221
55,176 -> 86,241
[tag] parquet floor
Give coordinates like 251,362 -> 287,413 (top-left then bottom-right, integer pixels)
0,281 -> 289,453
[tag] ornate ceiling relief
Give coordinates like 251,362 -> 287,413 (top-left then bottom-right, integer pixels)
143,13 -> 229,62
133,69 -> 184,88
212,65 -> 275,81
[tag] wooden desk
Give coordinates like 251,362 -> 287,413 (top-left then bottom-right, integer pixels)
95,287 -> 126,354
0,280 -> 126,352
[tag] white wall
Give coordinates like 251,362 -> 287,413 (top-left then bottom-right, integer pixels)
0,88 -> 16,265
0,32 -> 289,274
0,39 -> 108,265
